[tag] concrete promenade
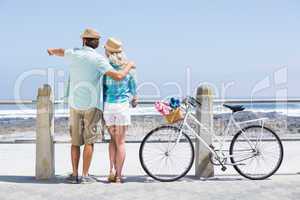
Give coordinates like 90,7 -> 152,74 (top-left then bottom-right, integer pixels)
0,141 -> 299,200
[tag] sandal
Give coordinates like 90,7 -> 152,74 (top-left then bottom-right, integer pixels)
108,172 -> 116,183
115,176 -> 123,184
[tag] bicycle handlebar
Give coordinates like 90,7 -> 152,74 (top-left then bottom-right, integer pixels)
182,96 -> 201,108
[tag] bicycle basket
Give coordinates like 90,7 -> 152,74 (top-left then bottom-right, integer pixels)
164,108 -> 183,124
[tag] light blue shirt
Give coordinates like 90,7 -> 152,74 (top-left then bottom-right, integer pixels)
64,46 -> 113,110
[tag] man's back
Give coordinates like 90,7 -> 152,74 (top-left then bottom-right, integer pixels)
65,46 -> 112,110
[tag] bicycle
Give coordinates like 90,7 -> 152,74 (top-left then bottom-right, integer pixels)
139,96 -> 284,182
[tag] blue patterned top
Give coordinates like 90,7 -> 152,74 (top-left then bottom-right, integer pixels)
103,62 -> 137,103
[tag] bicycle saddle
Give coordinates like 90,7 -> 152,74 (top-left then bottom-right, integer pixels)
223,104 -> 245,113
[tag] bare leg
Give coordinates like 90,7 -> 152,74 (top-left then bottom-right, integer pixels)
71,145 -> 80,176
70,108 -> 81,177
108,126 -> 117,173
82,144 -> 94,176
114,125 -> 127,178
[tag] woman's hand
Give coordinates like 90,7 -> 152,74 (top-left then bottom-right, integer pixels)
122,60 -> 136,69
131,96 -> 138,108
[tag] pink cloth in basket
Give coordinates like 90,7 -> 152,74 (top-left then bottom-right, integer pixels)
155,101 -> 172,116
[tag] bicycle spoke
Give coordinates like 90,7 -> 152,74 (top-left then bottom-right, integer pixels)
230,126 -> 283,180
140,126 -> 194,181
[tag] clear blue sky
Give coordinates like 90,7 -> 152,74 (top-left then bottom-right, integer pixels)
0,0 -> 299,100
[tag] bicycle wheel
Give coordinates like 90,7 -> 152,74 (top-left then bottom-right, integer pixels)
139,125 -> 194,182
229,125 -> 283,180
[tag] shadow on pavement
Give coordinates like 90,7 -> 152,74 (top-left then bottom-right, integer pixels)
90,175 -> 155,183
124,175 -> 155,183
0,175 -> 67,184
93,175 -> 247,183
2,174 -> 295,184
181,175 -> 245,182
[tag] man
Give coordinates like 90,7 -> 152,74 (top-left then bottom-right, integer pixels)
47,28 -> 134,184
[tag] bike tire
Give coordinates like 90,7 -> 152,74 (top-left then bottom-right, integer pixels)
229,125 -> 284,180
139,125 -> 194,182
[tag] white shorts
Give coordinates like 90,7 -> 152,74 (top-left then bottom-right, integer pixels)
103,102 -> 131,126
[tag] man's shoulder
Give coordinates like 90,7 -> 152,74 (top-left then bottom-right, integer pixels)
67,47 -> 111,70
90,51 -> 109,63
65,47 -> 84,58
66,47 -> 81,52
88,50 -> 105,58
68,47 -> 103,59
72,46 -> 105,60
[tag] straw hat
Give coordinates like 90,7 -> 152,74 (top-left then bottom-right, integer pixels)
81,28 -> 100,39
104,37 -> 123,53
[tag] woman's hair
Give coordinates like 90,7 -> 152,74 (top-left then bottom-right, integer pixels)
106,50 -> 136,79
107,51 -> 128,66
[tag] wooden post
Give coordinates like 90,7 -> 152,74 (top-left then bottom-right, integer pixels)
195,85 -> 214,178
36,84 -> 55,179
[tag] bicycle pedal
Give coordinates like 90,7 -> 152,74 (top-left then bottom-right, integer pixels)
221,166 -> 227,171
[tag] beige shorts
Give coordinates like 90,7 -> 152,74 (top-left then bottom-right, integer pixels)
69,108 -> 104,146
104,102 -> 131,126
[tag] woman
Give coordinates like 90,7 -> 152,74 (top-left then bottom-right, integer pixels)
103,37 -> 138,183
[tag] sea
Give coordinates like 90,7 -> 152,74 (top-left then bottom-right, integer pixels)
0,102 -> 300,119
0,101 -> 300,142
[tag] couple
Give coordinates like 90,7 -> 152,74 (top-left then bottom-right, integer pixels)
47,28 -> 137,184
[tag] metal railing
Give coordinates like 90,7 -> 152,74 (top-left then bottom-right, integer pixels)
1,98 -> 300,105
1,98 -> 300,144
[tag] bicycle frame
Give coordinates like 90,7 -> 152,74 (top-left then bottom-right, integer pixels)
172,105 -> 268,165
